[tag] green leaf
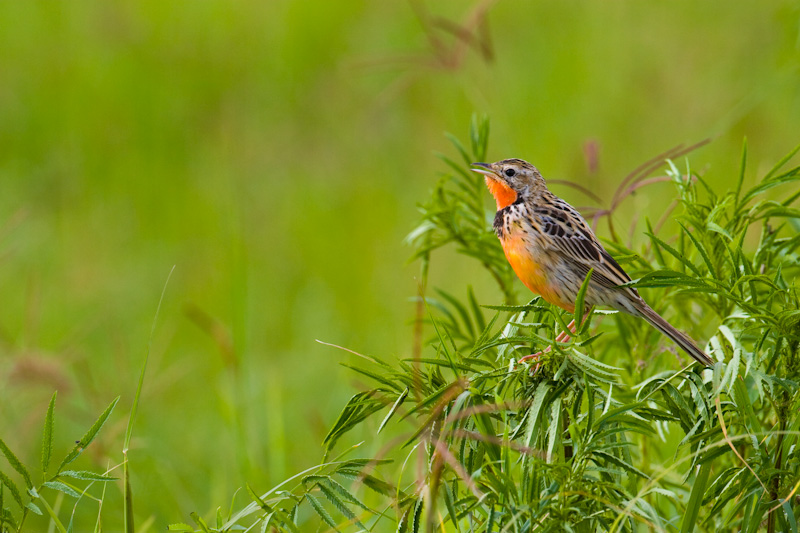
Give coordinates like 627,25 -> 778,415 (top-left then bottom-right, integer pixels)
341,364 -> 403,391
574,268 -> 593,328
58,470 -> 117,482
41,391 -> 57,474
306,493 -> 338,530
377,388 -> 408,434
435,288 -> 474,338
246,483 -> 274,513
546,397 -> 562,462
592,451 -> 648,479
317,482 -> 366,527
442,482 -> 461,533
732,378 -> 762,436
467,286 -> 486,333
358,474 -> 397,497
411,498 -> 424,533
680,461 -> 711,533
645,218 -> 666,266
322,477 -> 372,512
469,114 -> 490,163
323,391 -> 384,452
740,166 -> 800,206
763,141 -> 800,180
645,233 -> 703,277
57,396 -> 120,474
735,137 -> 747,202
0,440 -> 32,489
525,382 -> 551,452
678,223 -> 715,276
428,314 -> 460,378
42,481 -> 81,499
782,500 -> 798,533
0,469 -> 23,509
471,396 -> 501,463
435,152 -> 470,181
189,512 -> 211,533
482,300 -> 543,313
444,133 -> 472,168
0,508 -> 19,531
245,484 -> 300,533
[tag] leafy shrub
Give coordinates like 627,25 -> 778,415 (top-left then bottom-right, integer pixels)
177,120 -> 800,533
0,393 -> 119,533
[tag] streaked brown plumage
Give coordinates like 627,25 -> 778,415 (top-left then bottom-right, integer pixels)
472,158 -> 713,367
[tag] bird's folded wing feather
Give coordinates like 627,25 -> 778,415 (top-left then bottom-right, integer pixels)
534,205 -> 635,293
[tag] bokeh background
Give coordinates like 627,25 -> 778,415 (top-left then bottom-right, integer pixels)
1,0 -> 798,529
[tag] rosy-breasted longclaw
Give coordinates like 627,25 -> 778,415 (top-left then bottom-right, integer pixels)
472,159 -> 713,368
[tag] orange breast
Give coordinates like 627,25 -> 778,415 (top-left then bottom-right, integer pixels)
501,233 -> 575,312
485,177 -> 518,209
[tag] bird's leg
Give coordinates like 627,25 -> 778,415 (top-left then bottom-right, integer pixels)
553,324 -> 575,344
517,315 -> 586,368
517,320 -> 575,364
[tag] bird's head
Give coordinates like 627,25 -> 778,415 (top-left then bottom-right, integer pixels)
471,159 -> 545,210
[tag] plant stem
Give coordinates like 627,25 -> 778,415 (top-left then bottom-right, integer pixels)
37,494 -> 68,533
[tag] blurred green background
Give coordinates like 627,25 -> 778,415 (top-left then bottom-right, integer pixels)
0,0 -> 798,528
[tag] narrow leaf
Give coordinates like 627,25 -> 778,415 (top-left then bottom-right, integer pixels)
574,268 -> 593,328
190,512 -> 211,533
735,137 -> 747,202
59,470 -> 118,482
377,388 -> 408,434
42,481 -> 81,499
317,482 -> 365,527
0,440 -> 32,489
680,461 -> 711,533
323,391 -> 384,452
306,493 -> 338,529
0,470 -> 23,508
41,391 -> 57,474
57,396 -> 120,474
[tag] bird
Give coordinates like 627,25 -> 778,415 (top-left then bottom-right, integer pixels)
471,158 -> 713,367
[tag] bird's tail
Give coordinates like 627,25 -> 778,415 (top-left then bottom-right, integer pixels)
635,303 -> 714,366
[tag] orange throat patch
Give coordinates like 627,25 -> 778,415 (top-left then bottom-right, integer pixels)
485,177 -> 518,209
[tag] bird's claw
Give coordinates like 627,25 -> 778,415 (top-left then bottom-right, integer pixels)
518,347 -> 551,374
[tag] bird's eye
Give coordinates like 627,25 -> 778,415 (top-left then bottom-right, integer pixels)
504,168 -> 516,177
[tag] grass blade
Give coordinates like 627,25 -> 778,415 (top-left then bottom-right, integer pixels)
123,265 -> 175,533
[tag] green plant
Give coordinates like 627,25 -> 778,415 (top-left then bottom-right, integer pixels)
178,120 -> 800,532
0,393 -> 119,533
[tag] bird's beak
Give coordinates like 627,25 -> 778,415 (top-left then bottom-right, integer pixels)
471,162 -> 499,179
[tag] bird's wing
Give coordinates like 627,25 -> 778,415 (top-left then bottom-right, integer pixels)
533,202 -> 635,293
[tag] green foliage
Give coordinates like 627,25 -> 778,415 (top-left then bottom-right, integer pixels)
2,2 -> 799,530
174,123 -> 800,532
0,396 -> 119,533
